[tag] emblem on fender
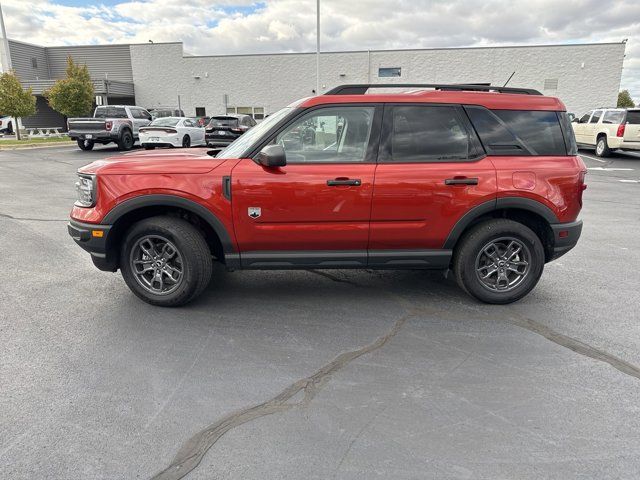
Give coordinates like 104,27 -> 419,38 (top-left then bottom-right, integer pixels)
248,207 -> 261,219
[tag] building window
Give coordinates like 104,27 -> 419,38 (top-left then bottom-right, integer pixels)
379,67 -> 401,78
226,106 -> 265,120
543,78 -> 558,90
31,57 -> 38,69
195,107 -> 206,117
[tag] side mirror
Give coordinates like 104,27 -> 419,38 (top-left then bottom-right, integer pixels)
255,145 -> 286,167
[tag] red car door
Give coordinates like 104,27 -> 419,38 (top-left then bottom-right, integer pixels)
368,104 -> 497,267
231,105 -> 382,268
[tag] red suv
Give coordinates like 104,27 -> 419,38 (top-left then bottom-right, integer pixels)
68,84 -> 586,306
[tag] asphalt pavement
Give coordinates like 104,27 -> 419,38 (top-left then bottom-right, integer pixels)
1,144 -> 639,479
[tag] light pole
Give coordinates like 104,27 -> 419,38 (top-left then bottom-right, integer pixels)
316,0 -> 320,95
0,2 -> 11,73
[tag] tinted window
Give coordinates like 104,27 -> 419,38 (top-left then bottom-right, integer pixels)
626,111 -> 640,124
603,111 -> 625,124
589,110 -> 603,124
558,112 -> 578,156
493,110 -> 567,155
275,106 -> 374,163
466,107 -> 567,155
384,106 -> 472,162
94,107 -> 127,119
210,117 -> 238,127
579,112 -> 592,123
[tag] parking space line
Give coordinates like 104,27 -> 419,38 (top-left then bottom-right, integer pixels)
579,153 -> 608,163
619,179 -> 640,183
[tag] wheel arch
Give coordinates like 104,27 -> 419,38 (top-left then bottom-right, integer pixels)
103,194 -> 235,269
444,197 -> 558,262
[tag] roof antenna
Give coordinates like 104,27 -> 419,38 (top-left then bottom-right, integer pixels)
503,71 -> 515,87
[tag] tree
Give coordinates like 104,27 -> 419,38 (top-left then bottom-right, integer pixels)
0,71 -> 37,140
45,56 -> 94,118
617,90 -> 635,108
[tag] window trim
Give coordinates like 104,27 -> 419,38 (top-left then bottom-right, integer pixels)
248,103 -> 383,165
377,103 -> 485,164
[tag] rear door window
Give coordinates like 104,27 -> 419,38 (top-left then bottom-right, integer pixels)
603,111 -> 625,124
465,106 -> 567,155
380,105 -> 478,162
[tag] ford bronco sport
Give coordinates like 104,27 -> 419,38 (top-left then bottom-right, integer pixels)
68,84 -> 586,307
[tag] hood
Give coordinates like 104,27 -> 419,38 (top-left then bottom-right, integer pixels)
78,148 -> 226,175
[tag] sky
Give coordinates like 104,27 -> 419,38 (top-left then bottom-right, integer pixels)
2,0 -> 639,101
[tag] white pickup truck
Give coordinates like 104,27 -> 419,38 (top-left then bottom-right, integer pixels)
572,108 -> 640,157
68,105 -> 152,151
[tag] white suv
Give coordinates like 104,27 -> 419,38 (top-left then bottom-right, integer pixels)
572,108 -> 640,156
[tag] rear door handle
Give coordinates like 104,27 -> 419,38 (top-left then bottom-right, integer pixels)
445,177 -> 479,186
327,178 -> 362,186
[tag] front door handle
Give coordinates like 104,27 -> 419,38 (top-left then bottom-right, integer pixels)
445,177 -> 479,186
327,178 -> 362,186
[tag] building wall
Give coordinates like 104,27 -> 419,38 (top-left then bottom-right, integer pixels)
46,44 -> 133,82
131,42 -> 625,117
9,40 -> 49,81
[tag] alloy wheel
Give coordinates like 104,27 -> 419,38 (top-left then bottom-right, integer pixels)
475,237 -> 531,292
129,235 -> 184,295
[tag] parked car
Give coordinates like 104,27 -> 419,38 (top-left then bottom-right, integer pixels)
0,115 -> 13,134
68,105 -> 152,151
572,107 -> 640,156
149,107 -> 185,120
205,114 -> 256,146
68,83 -> 586,307
139,117 -> 206,149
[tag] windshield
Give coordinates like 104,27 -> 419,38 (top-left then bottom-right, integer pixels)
151,118 -> 180,127
217,107 -> 293,158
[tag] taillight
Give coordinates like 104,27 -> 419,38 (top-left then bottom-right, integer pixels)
578,170 -> 587,207
231,126 -> 249,133
163,128 -> 177,134
616,124 -> 626,137
105,121 -> 113,131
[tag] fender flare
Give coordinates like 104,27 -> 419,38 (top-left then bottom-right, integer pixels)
443,197 -> 559,249
102,194 -> 236,254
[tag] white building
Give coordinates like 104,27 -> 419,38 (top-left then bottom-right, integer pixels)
1,38 -> 626,128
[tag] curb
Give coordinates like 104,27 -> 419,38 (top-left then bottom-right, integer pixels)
0,141 -> 75,151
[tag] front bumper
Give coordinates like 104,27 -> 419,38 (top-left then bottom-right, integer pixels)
68,219 -> 117,271
550,220 -> 583,260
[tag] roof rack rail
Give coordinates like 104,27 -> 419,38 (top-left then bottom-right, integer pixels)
324,83 -> 542,96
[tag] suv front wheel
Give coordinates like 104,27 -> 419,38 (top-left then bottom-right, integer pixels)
454,219 -> 545,304
120,216 -> 212,306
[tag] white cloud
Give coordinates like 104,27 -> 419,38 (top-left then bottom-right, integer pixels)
2,0 -> 639,100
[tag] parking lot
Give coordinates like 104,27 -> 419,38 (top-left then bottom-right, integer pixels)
1,145 -> 639,479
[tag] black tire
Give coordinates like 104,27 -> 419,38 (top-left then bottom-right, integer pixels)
182,135 -> 191,148
595,135 -> 611,157
120,216 -> 212,307
6,121 -> 12,134
143,145 -> 155,150
453,219 -> 545,304
77,139 -> 95,151
117,129 -> 134,151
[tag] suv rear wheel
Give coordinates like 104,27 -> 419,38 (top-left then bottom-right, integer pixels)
595,135 -> 611,157
454,219 -> 545,304
120,216 -> 212,306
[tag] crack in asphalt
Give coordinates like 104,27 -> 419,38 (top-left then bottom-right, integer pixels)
149,313 -> 411,480
0,212 -> 67,222
503,313 -> 640,381
306,269 -> 361,286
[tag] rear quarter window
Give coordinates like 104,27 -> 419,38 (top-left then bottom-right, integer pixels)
465,107 -> 567,156
626,111 -> 640,124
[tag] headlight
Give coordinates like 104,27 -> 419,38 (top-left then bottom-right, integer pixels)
75,174 -> 96,207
